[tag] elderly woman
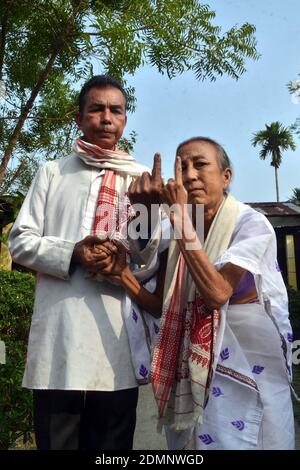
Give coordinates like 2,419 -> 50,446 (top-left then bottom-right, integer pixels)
105,136 -> 294,450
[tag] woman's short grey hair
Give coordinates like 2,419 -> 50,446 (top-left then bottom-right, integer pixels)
176,136 -> 232,171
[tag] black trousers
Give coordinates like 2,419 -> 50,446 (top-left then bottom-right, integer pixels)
33,388 -> 139,450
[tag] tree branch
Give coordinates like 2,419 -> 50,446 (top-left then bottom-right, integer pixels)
0,159 -> 27,194
81,25 -> 152,37
0,0 -> 85,186
0,44 -> 63,184
0,113 -> 75,121
0,11 -> 7,80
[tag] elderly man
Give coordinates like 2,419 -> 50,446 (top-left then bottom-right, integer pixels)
9,75 -> 163,450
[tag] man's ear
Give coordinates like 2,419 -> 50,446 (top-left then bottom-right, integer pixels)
75,112 -> 82,128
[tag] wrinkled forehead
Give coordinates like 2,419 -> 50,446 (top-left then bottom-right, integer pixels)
84,86 -> 126,107
177,140 -> 220,164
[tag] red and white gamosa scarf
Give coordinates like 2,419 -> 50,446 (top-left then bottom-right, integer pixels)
151,194 -> 239,431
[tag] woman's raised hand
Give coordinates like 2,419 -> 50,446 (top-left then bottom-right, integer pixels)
161,156 -> 188,208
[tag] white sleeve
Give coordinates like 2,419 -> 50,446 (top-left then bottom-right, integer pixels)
214,207 -> 274,275
8,164 -> 76,280
128,209 -> 170,265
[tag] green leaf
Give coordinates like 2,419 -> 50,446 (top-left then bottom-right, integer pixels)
0,0 -> 259,193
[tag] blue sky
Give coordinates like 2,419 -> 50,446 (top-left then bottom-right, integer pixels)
99,0 -> 300,203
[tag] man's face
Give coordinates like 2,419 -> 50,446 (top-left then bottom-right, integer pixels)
76,86 -> 127,150
178,140 -> 231,214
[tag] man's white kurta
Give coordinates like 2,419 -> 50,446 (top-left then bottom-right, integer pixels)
9,154 -> 139,390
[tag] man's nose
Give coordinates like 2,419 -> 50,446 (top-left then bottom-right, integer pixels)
101,107 -> 112,123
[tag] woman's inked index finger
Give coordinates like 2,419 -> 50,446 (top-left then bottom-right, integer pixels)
175,155 -> 183,185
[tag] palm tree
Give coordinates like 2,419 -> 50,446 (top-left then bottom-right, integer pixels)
251,121 -> 296,202
288,187 -> 300,203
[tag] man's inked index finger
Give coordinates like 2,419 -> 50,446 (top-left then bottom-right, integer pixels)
152,153 -> 161,180
175,155 -> 183,185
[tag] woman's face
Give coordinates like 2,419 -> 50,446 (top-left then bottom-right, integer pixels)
178,140 -> 232,216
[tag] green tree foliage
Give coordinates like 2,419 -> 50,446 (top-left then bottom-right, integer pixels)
0,195 -> 23,230
287,76 -> 300,138
0,0 -> 259,193
0,269 -> 35,449
251,121 -> 296,202
288,187 -> 300,203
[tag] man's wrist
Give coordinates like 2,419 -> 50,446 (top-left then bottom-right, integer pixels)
69,243 -> 83,274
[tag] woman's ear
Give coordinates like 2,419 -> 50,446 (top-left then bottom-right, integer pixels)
223,167 -> 232,190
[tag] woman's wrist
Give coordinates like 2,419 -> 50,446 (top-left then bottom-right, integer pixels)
120,265 -> 134,284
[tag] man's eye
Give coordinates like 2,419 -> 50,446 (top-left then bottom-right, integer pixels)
90,107 -> 102,112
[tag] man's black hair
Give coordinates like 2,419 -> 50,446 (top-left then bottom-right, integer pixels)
77,75 -> 127,113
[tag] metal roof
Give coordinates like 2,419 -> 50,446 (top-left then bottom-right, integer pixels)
246,201 -> 300,217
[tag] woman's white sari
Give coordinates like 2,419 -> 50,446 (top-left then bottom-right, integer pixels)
158,199 -> 294,449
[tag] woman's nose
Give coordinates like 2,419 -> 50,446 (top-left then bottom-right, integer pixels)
185,165 -> 198,181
